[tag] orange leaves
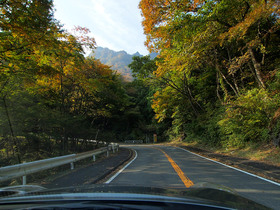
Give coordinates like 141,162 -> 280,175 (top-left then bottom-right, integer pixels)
73,26 -> 91,34
219,1 -> 278,43
139,0 -> 205,51
139,0 -> 175,50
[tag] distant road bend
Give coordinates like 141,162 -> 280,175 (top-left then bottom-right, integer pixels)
106,145 -> 280,209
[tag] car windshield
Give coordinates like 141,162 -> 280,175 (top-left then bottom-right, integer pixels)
0,0 -> 280,209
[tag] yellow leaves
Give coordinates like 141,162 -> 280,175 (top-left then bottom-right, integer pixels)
153,90 -> 160,98
36,75 -> 60,93
228,51 -> 250,75
152,90 -> 168,122
152,85 -> 181,122
219,1 -> 276,43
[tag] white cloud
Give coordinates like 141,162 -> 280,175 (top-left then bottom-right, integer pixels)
53,0 -> 148,55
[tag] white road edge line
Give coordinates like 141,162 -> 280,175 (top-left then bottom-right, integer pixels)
105,149 -> 138,184
177,147 -> 280,187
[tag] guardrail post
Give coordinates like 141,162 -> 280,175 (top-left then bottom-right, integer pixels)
93,155 -> 96,162
112,144 -> 115,153
22,161 -> 27,185
107,146 -> 109,157
22,175 -> 26,185
116,144 -> 119,152
70,162 -> 74,170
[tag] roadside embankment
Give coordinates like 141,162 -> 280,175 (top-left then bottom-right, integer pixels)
169,142 -> 280,183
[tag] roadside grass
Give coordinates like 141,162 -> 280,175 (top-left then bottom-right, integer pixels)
228,143 -> 280,166
168,138 -> 280,166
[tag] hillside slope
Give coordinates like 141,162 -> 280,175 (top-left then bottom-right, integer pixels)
89,47 -> 157,81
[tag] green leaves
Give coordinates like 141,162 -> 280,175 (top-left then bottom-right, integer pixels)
219,88 -> 279,147
0,0 -> 133,160
138,0 -> 280,147
129,55 -> 157,82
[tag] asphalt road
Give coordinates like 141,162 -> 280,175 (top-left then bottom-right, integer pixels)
107,145 -> 280,209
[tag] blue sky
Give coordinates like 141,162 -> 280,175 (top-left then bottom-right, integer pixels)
53,0 -> 149,55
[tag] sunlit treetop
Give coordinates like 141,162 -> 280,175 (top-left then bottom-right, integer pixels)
139,0 -> 280,53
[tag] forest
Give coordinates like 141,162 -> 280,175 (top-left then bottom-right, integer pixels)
136,0 -> 280,148
0,0 -> 279,166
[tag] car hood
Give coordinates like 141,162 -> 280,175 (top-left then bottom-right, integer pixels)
0,184 -> 269,209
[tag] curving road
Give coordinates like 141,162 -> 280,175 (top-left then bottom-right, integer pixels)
106,145 -> 280,209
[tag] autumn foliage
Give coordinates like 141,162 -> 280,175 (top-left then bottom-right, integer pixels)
1,0 -> 280,167
139,0 -> 280,147
0,0 -> 129,165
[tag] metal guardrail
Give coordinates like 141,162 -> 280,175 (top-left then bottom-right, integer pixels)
124,140 -> 143,144
0,143 -> 119,185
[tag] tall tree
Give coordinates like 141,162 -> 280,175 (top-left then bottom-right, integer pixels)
139,0 -> 280,146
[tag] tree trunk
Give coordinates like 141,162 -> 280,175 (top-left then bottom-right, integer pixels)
217,67 -> 239,97
216,72 -> 222,103
248,47 -> 265,89
181,75 -> 199,116
95,129 -> 100,141
3,96 -> 21,163
231,73 -> 240,95
214,49 -> 239,97
161,75 -> 200,116
183,73 -> 203,112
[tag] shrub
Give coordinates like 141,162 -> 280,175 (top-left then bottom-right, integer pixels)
219,88 -> 279,148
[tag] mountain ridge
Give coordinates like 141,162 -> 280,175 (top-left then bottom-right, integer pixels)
89,47 -> 157,81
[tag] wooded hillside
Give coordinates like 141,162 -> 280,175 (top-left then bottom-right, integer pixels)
0,0 -> 279,167
0,0 -> 152,166
136,0 -> 280,148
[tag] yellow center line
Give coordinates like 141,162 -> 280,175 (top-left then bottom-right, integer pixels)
155,147 -> 194,188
